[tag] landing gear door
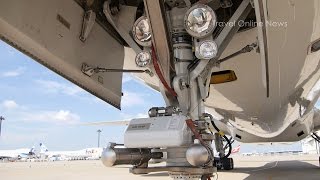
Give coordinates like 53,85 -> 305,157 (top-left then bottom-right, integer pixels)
0,0 -> 125,109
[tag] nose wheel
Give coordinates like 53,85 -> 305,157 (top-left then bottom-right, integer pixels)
201,175 -> 212,180
214,157 -> 234,170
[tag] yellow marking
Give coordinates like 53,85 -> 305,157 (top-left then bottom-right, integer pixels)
218,131 -> 225,136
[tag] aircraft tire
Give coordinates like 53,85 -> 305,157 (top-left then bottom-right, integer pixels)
222,158 -> 234,170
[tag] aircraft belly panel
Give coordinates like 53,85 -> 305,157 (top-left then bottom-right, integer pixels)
0,0 -> 124,109
205,0 -> 320,138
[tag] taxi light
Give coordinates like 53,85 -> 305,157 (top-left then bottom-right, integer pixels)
184,4 -> 217,38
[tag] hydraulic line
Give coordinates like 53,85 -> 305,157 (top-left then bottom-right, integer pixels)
204,113 -> 232,159
312,135 -> 320,143
311,133 -> 320,143
221,135 -> 232,159
151,46 -> 177,97
186,119 -> 214,166
313,132 -> 320,140
224,137 -> 234,150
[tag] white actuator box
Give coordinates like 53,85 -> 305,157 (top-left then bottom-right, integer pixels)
124,115 -> 192,148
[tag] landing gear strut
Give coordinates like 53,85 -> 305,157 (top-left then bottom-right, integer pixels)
101,0 -> 253,179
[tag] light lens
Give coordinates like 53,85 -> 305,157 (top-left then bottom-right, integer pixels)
135,51 -> 151,67
133,17 -> 152,46
199,41 -> 218,60
185,4 -> 217,38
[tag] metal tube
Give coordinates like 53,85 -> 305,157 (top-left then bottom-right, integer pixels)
101,147 -> 163,167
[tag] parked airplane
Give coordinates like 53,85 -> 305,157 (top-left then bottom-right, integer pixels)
1,0 -> 320,179
0,146 -> 36,161
39,143 -> 102,161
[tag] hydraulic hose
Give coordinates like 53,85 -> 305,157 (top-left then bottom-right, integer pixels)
204,113 -> 232,159
222,134 -> 232,159
151,46 -> 177,97
311,134 -> 320,143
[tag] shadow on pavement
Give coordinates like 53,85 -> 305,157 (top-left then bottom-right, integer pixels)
222,160 -> 320,180
135,160 -> 319,179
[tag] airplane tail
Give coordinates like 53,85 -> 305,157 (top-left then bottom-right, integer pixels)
29,146 -> 36,155
39,143 -> 48,153
231,145 -> 241,154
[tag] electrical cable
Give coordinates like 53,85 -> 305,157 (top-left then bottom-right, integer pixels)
311,135 -> 320,143
204,113 -> 232,159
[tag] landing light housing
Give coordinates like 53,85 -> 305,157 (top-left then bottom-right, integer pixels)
184,4 -> 217,38
132,16 -> 152,47
135,51 -> 151,68
199,40 -> 218,60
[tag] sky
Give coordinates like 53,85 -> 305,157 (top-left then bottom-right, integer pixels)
0,40 -> 303,153
0,40 -> 164,151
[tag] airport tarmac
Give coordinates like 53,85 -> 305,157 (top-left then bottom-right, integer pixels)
0,155 -> 319,180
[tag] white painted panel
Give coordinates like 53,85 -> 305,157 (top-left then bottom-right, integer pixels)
0,0 -> 124,108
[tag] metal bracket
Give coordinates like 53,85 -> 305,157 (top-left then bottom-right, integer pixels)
103,1 -> 142,53
80,10 -> 96,42
107,142 -> 124,149
220,0 -> 233,8
217,42 -> 258,64
190,0 -> 253,81
130,166 -> 216,175
197,77 -> 208,101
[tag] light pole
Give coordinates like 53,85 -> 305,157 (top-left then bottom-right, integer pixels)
0,116 -> 5,136
97,129 -> 102,148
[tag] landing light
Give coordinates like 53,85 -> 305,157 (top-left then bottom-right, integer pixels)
135,51 -> 151,68
184,4 -> 217,38
199,40 -> 218,60
132,16 -> 152,47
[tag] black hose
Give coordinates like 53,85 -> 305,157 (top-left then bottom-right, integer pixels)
222,134 -> 232,159
313,132 -> 320,140
204,113 -> 232,159
224,137 -> 234,150
311,135 -> 320,143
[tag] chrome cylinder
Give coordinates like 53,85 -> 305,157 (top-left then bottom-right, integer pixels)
186,144 -> 209,166
101,147 -> 162,167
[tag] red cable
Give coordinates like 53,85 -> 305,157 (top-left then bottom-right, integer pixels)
185,119 -> 205,144
186,119 -> 213,180
151,46 -> 177,97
